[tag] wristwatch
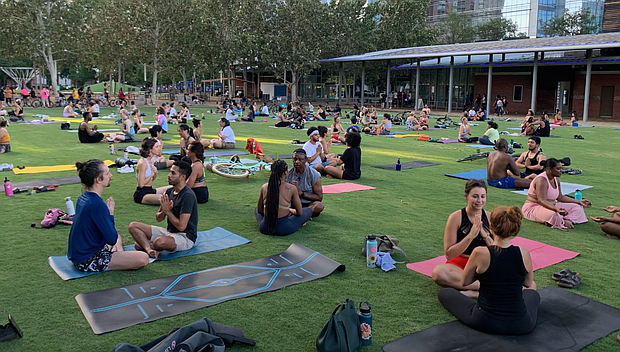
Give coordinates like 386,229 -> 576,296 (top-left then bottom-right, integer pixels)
301,192 -> 305,198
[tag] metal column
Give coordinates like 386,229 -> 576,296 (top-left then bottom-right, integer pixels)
486,54 -> 493,115
386,60 -> 391,101
415,59 -> 420,110
531,52 -> 538,113
361,62 -> 366,106
448,56 -> 454,113
338,62 -> 344,106
583,49 -> 593,122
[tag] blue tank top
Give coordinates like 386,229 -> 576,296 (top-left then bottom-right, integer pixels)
477,245 -> 528,317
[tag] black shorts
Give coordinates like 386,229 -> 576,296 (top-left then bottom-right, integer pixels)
133,186 -> 157,203
75,247 -> 113,272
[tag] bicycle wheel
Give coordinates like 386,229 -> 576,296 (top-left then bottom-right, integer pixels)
211,163 -> 250,179
109,99 -> 116,107
32,100 -> 41,108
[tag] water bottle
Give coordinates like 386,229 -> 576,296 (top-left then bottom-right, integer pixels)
4,177 -> 13,197
109,144 -> 115,155
359,301 -> 372,346
574,190 -> 582,200
124,149 -> 129,160
65,197 -> 75,216
366,235 -> 377,268
395,158 -> 402,171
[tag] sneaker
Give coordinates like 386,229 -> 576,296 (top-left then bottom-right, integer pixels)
117,165 -> 134,173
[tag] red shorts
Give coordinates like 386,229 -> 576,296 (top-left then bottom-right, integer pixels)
330,135 -> 341,143
446,255 -> 469,270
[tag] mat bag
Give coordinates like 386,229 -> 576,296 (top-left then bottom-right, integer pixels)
361,235 -> 408,263
60,122 -> 70,130
316,299 -> 362,352
41,208 -> 67,228
111,317 -> 255,352
418,134 -> 430,141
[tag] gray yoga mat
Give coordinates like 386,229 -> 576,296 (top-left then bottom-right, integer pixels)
76,243 -> 345,334
1,176 -> 80,193
373,161 -> 439,171
383,286 -> 620,352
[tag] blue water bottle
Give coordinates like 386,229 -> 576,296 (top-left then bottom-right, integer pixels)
574,190 -> 582,200
395,158 -> 402,171
359,301 -> 372,346
367,235 -> 377,268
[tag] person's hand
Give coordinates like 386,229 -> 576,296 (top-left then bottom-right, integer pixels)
106,197 -> 115,215
92,124 -> 98,131
557,207 -> 568,216
317,143 -> 323,154
604,206 -> 620,213
590,216 -> 605,223
579,199 -> 592,208
159,194 -> 173,214
524,158 -> 531,167
470,214 -> 481,238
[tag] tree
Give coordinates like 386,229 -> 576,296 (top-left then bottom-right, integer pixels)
540,9 -> 599,37
374,0 -> 435,51
476,17 -> 519,41
435,10 -> 475,44
0,0 -> 83,99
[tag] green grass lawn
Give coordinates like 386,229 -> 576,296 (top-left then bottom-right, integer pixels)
1,106 -> 619,351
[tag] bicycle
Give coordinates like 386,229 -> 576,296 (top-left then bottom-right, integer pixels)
456,149 -> 490,162
205,155 -> 272,179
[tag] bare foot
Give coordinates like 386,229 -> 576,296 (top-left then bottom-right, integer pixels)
326,174 -> 334,178
147,249 -> 160,258
606,234 -> 620,239
460,290 -> 479,298
289,208 -> 297,215
134,243 -> 144,251
564,219 -> 575,229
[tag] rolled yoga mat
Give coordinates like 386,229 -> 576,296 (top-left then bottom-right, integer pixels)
76,243 -> 345,334
383,286 -> 620,352
374,161 -> 440,171
12,160 -> 116,175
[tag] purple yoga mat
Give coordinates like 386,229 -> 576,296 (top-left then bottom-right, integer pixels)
437,139 -> 459,143
24,120 -> 62,125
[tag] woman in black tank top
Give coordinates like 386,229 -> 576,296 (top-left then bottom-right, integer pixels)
432,179 -> 493,296
438,206 -> 540,335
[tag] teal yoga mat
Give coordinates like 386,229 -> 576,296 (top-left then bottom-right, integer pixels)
48,227 -> 250,280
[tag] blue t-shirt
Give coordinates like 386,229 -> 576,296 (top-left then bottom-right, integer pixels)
67,192 -> 119,265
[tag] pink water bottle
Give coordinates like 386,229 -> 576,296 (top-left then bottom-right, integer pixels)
4,177 -> 13,196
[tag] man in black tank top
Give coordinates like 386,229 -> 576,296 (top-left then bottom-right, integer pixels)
515,136 -> 545,179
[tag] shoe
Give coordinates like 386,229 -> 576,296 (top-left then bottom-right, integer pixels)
117,165 -> 134,173
557,273 -> 581,289
552,268 -> 579,281
574,135 -> 584,139
567,169 -> 583,175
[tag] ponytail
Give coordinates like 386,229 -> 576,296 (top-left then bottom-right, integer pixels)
265,160 -> 289,233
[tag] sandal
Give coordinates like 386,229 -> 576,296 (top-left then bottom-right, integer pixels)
574,135 -> 584,139
552,268 -> 579,281
557,274 -> 582,289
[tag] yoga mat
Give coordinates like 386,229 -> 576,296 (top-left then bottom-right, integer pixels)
24,120 -> 62,125
374,161 -> 440,171
393,134 -> 421,138
511,182 -> 592,196
67,129 -> 118,132
1,175 -> 80,193
76,243 -> 344,334
322,182 -> 375,194
205,150 -> 248,157
161,149 -> 180,154
437,139 -> 459,143
267,154 -> 293,159
444,169 -> 487,180
467,145 -> 495,148
48,227 -> 250,281
406,236 -> 579,277
383,286 -> 620,352
13,160 -> 115,175
507,127 -> 522,130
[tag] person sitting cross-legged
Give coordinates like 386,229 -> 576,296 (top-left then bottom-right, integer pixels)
255,160 -> 313,236
438,205 -> 539,336
591,206 -> 620,239
285,149 -> 325,217
432,179 -> 493,298
133,138 -> 172,205
486,138 -> 531,189
323,131 -> 361,180
68,159 -> 149,272
128,160 -> 199,258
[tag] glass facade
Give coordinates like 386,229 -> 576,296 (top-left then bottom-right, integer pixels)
426,0 -> 605,37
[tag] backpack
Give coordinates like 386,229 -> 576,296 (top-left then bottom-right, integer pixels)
41,208 -> 67,228
361,235 -> 408,263
60,122 -> 70,130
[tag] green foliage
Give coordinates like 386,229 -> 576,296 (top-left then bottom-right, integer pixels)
540,8 -> 600,37
434,10 -> 475,44
374,0 -> 435,50
476,17 -> 519,41
1,107 -> 620,351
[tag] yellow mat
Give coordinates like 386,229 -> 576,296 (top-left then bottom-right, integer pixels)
48,117 -> 85,122
13,160 -> 115,175
394,134 -> 422,138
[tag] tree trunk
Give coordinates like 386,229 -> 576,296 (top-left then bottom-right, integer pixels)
150,21 -> 160,105
291,70 -> 298,102
44,46 -> 59,100
117,57 -> 122,94
181,68 -> 187,94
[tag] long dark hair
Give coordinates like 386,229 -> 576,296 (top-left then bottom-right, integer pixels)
178,124 -> 194,139
266,160 -> 288,233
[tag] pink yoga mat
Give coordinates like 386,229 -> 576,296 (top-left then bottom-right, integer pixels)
322,182 -> 375,194
406,236 -> 579,277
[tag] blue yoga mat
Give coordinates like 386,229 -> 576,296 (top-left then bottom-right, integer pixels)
445,168 -> 487,180
48,227 -> 250,280
467,145 -> 496,148
161,149 -> 180,154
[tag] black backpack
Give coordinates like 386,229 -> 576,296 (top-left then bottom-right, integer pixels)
60,122 -> 70,130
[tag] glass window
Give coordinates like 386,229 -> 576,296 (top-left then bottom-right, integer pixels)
513,85 -> 523,102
